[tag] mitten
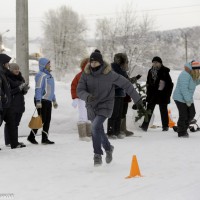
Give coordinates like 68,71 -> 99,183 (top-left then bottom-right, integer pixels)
53,101 -> 58,109
87,95 -> 95,103
36,101 -> 42,109
72,98 -> 78,108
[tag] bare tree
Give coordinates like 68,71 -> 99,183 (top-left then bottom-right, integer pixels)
95,3 -> 154,76
42,6 -> 87,79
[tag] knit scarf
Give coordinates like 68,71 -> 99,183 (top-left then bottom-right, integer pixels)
151,67 -> 159,82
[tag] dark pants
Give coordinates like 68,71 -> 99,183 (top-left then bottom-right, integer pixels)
141,102 -> 169,130
92,115 -> 111,155
30,99 -> 52,137
107,97 -> 124,136
4,112 -> 23,145
2,107 -> 18,148
121,101 -> 128,119
174,100 -> 195,136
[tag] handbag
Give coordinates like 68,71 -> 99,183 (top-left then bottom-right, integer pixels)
28,108 -> 43,129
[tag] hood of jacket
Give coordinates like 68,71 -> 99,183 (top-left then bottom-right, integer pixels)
39,58 -> 50,72
84,61 -> 111,75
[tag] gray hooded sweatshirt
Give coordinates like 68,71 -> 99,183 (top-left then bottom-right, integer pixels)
77,62 -> 141,120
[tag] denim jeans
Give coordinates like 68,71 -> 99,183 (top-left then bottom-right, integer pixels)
91,115 -> 111,155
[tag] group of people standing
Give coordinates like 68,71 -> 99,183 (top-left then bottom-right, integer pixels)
72,49 -> 200,166
0,54 -> 58,150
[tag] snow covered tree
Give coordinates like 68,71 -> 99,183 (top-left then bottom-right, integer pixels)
42,6 -> 87,79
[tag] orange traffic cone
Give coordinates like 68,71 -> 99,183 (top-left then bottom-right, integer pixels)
126,155 -> 142,178
168,109 -> 176,128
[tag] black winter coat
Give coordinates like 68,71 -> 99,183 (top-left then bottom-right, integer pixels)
0,64 -> 12,111
111,62 -> 128,97
146,65 -> 173,104
6,70 -> 25,113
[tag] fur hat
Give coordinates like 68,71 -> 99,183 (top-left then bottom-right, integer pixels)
0,53 -> 11,64
114,53 -> 128,65
9,63 -> 19,71
152,56 -> 162,64
90,49 -> 103,64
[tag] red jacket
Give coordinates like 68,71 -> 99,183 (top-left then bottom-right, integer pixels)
71,58 -> 89,99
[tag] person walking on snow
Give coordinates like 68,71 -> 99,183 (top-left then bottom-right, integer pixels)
27,58 -> 58,145
71,58 -> 91,141
173,61 -> 200,137
77,49 -> 142,166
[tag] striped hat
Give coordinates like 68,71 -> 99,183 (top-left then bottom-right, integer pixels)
191,61 -> 200,70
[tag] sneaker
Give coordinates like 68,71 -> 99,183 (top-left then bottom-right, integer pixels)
41,138 -> 55,144
94,154 -> 102,166
27,135 -> 38,144
162,127 -> 169,131
105,145 -> 114,164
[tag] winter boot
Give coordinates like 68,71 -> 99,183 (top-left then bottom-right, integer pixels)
107,119 -> 117,139
77,122 -> 91,142
41,131 -> 55,144
94,154 -> 102,166
11,142 -> 26,149
105,145 -> 114,164
120,118 -> 134,136
27,130 -> 38,144
86,122 -> 92,137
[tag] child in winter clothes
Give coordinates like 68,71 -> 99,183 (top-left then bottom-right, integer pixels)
77,49 -> 142,166
173,61 -> 200,137
4,63 -> 29,147
27,58 -> 58,145
71,58 -> 91,141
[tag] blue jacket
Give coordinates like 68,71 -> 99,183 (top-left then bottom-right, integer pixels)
173,64 -> 200,104
34,58 -> 56,102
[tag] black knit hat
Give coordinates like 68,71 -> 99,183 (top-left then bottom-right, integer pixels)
0,53 -> 11,64
152,56 -> 162,64
90,49 -> 103,64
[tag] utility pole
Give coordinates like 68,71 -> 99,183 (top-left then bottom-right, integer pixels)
16,0 -> 29,83
184,33 -> 188,63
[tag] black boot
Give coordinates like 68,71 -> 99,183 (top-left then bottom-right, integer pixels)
107,119 -> 117,139
27,130 -> 38,144
41,131 -> 55,144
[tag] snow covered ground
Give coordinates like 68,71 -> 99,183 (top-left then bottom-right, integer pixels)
0,70 -> 200,200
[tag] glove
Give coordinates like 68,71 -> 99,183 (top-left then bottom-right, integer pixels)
19,83 -> 27,91
87,95 -> 95,103
186,102 -> 191,107
36,101 -> 42,109
23,84 -> 30,92
136,74 -> 142,80
129,77 -> 137,84
71,98 -> 78,108
53,101 -> 58,109
136,99 -> 144,110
